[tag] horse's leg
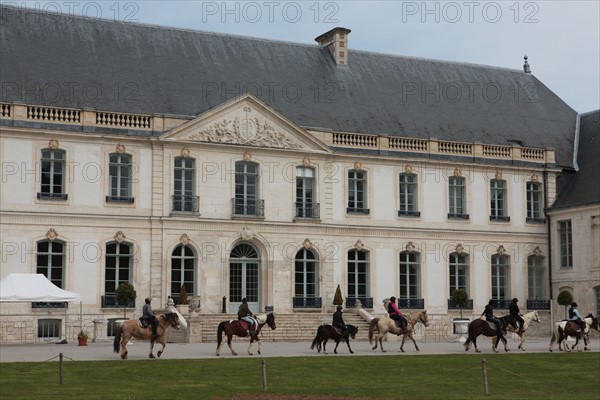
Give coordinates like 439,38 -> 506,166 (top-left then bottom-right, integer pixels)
378,333 -> 386,353
518,332 -> 525,351
227,334 -> 237,356
473,336 -> 481,353
120,336 -> 129,359
323,338 -> 328,354
400,334 -> 406,352
334,340 -> 340,354
502,336 -> 509,352
157,338 -> 166,358
409,332 -> 419,351
149,338 -> 156,358
257,338 -> 262,355
584,334 -> 589,351
248,335 -> 254,356
346,338 -> 354,354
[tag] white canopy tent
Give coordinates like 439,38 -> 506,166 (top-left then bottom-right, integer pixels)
0,273 -> 82,342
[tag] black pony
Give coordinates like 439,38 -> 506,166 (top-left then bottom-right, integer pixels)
310,324 -> 358,354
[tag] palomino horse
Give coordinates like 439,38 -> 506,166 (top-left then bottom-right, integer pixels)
368,310 -> 430,352
464,318 -> 509,353
497,310 -> 541,351
113,311 -> 186,359
549,314 -> 599,352
310,324 -> 358,354
216,313 -> 276,356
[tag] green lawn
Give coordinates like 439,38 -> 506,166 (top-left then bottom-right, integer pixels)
1,353 -> 599,399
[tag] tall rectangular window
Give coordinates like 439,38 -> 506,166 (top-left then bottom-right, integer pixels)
37,240 -> 64,288
104,242 -> 132,295
39,149 -> 66,199
347,170 -> 368,214
173,157 -> 196,212
559,220 -> 573,268
491,254 -> 510,300
296,167 -> 316,218
347,249 -> 369,298
526,182 -> 544,223
234,161 -> 260,216
399,173 -> 419,216
399,251 -> 420,299
448,176 -> 468,219
449,252 -> 469,295
108,153 -> 133,202
528,255 -> 546,299
490,179 -> 509,221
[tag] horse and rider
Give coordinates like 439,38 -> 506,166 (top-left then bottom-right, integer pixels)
310,306 -> 358,354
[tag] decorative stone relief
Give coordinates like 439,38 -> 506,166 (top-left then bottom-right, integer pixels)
497,245 -> 506,255
115,143 -> 126,154
455,243 -> 464,254
48,139 -> 59,149
179,234 -> 190,245
188,117 -> 303,149
302,157 -> 311,166
243,151 -> 252,162
531,173 -> 539,182
405,164 -> 414,174
180,148 -> 190,158
354,161 -> 362,170
405,241 -> 416,252
354,240 -> 364,250
114,231 -> 126,243
46,228 -> 58,241
303,238 -> 313,249
495,170 -> 503,180
240,227 -> 255,241
453,167 -> 462,177
533,246 -> 542,256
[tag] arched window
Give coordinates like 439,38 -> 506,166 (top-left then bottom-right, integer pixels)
171,244 -> 196,304
294,248 -> 320,308
229,243 -> 260,310
103,241 -> 133,307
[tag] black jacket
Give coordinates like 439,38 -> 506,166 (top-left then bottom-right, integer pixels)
332,310 -> 346,329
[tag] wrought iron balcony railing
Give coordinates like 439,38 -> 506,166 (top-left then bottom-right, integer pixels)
397,298 -> 425,309
294,202 -> 320,219
171,195 -> 199,213
345,297 -> 373,309
232,198 -> 264,217
447,298 -> 474,310
293,296 -> 322,308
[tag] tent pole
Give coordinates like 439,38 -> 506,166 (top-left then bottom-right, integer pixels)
80,301 -> 83,331
64,302 -> 68,343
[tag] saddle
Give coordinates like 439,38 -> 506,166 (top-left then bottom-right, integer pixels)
138,318 -> 149,329
566,321 -> 583,332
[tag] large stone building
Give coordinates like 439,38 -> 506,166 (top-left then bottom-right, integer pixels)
1,5 -> 597,342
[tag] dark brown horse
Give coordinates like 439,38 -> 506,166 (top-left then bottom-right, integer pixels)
464,318 -> 509,353
549,314 -> 599,352
113,312 -> 185,359
310,324 -> 358,354
216,313 -> 276,356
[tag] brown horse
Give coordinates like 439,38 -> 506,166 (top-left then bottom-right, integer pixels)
113,312 -> 185,359
464,318 -> 509,353
216,313 -> 276,356
368,310 -> 430,352
310,324 -> 358,354
549,314 -> 599,352
497,310 -> 541,351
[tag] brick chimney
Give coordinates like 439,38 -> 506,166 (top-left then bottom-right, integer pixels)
315,27 -> 351,65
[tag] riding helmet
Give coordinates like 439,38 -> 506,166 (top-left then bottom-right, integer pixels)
390,296 -> 396,302
336,305 -> 343,312
571,302 -> 578,307
512,298 -> 518,302
242,298 -> 248,304
145,297 -> 151,304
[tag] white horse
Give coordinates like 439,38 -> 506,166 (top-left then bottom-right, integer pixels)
503,310 -> 541,351
549,314 -> 599,352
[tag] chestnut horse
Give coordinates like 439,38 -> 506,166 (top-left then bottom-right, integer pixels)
497,310 -> 541,351
113,311 -> 186,359
463,318 -> 509,353
368,310 -> 430,352
549,314 -> 599,352
216,313 -> 276,356
310,324 -> 358,354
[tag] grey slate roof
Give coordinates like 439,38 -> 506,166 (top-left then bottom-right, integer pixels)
0,5 -> 577,167
551,110 -> 600,210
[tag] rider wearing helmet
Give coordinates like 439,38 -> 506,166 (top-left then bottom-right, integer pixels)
509,298 -> 525,334
568,302 -> 586,332
332,305 -> 349,341
142,297 -> 159,338
238,298 -> 256,335
482,299 -> 504,340
388,296 -> 408,331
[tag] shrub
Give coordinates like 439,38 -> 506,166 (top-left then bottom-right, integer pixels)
451,288 -> 469,319
178,284 -> 188,305
333,284 -> 343,306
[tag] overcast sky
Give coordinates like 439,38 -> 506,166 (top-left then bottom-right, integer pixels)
13,0 -> 600,113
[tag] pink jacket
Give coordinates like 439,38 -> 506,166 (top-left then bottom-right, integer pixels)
389,302 -> 405,317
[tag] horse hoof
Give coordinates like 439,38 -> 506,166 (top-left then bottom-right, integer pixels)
350,351 -> 354,354
216,353 -> 220,356
157,352 -> 162,358
476,349 -> 481,353
149,354 -> 155,359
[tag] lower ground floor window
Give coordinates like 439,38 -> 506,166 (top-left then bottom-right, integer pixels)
37,318 -> 61,339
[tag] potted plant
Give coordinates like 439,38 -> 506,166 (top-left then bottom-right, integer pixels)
557,290 -> 573,320
177,284 -> 189,313
115,282 -> 136,319
451,288 -> 470,342
77,330 -> 88,346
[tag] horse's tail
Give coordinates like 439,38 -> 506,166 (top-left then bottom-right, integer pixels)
113,323 -> 122,353
463,321 -> 473,349
368,318 -> 379,344
216,321 -> 227,347
310,325 -> 322,350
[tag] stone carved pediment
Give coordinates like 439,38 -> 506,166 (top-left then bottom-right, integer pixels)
188,116 -> 304,150
162,94 -> 330,152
